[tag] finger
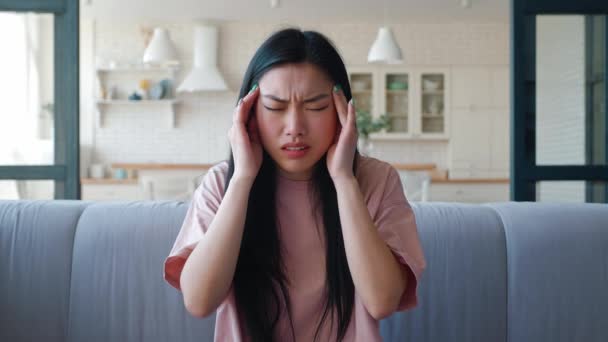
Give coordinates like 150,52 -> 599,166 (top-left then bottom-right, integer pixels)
347,99 -> 357,131
234,85 -> 260,124
332,84 -> 348,126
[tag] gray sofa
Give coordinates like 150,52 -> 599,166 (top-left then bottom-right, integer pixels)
1,200 -> 607,342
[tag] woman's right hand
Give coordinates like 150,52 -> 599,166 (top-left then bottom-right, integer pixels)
229,85 -> 262,182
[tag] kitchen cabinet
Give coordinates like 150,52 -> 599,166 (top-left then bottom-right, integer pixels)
348,66 -> 450,140
429,181 -> 510,203
81,181 -> 144,201
81,164 -> 210,201
450,65 -> 509,110
449,65 -> 510,178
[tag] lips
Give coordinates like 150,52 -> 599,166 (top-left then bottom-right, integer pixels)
281,142 -> 310,158
281,142 -> 310,151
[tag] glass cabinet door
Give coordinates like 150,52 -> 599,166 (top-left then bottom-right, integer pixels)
384,73 -> 410,133
349,72 -> 374,118
420,73 -> 446,134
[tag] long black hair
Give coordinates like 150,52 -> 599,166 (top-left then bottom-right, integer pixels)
225,27 -> 358,342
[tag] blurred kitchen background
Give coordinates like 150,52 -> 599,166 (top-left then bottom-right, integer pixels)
0,0 -> 606,203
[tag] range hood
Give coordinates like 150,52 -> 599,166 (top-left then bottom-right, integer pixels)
177,24 -> 229,92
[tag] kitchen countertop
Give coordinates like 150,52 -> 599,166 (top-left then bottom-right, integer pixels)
109,162 -> 439,171
81,162 -> 508,184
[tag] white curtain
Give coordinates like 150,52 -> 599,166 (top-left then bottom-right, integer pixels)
0,13 -> 50,199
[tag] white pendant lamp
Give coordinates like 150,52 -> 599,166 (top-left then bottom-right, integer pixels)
177,24 -> 228,92
143,28 -> 178,65
367,26 -> 403,64
368,0 -> 404,65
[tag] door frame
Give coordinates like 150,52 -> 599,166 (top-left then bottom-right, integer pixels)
511,0 -> 608,201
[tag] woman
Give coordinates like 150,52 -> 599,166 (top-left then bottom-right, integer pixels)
164,28 -> 426,342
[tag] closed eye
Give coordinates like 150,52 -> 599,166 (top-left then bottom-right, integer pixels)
264,105 -> 329,111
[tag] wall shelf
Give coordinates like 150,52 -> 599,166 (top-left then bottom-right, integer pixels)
94,64 -> 180,128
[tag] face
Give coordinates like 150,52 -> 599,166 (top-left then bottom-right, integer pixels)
254,62 -> 338,181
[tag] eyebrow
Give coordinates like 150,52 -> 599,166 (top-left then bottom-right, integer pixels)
263,93 -> 329,103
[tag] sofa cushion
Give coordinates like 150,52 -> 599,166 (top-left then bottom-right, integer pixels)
381,202 -> 508,342
66,201 -> 216,342
0,200 -> 90,342
488,202 -> 608,342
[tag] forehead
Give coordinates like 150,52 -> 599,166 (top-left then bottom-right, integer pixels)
258,63 -> 333,92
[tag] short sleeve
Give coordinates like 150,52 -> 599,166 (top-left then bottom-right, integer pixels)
373,166 -> 427,312
163,162 -> 228,291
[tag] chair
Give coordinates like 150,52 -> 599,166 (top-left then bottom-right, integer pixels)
398,170 -> 431,202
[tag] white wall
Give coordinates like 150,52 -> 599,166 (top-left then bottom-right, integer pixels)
81,20 -> 509,173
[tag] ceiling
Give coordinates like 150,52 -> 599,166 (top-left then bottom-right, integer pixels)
81,0 -> 510,23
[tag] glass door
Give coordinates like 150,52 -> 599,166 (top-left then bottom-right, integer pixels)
512,0 -> 608,202
384,72 -> 410,133
420,73 -> 446,135
0,0 -> 79,199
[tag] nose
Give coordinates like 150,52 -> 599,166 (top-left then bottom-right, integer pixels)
284,109 -> 306,137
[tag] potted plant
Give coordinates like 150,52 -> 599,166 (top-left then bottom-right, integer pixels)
355,110 -> 389,155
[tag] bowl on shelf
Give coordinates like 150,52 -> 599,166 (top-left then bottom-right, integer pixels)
149,82 -> 165,100
388,82 -> 408,90
423,79 -> 441,91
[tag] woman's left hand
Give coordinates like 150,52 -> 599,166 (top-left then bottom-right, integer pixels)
327,85 -> 358,181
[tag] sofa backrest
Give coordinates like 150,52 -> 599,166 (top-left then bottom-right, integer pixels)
0,200 -> 89,342
1,200 -> 607,342
66,201 -> 215,342
380,202 -> 508,342
487,202 -> 608,342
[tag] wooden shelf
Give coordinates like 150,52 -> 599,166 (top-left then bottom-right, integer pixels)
81,178 -> 138,184
434,178 -> 510,184
110,163 -> 215,170
421,113 -> 444,118
369,132 -> 449,141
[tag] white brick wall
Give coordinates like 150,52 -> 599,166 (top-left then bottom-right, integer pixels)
83,20 -> 509,170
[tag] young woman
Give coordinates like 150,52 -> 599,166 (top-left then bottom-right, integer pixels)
164,28 -> 426,342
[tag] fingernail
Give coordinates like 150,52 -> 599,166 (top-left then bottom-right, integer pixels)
237,98 -> 243,106
249,83 -> 258,94
349,98 -> 355,106
333,84 -> 342,93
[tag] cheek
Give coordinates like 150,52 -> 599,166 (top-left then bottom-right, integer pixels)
255,113 -> 279,140
313,113 -> 338,140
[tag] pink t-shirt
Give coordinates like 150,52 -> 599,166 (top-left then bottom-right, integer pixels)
163,155 -> 426,341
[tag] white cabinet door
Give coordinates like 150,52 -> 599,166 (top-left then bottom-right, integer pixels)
450,66 -> 492,109
449,109 -> 492,178
490,109 -> 510,175
490,66 -> 510,108
348,65 -> 450,139
418,69 -> 450,138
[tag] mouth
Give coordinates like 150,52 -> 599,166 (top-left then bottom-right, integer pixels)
281,143 -> 311,158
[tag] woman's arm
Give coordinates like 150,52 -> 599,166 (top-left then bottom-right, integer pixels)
180,86 -> 262,318
333,176 -> 407,320
180,177 -> 253,318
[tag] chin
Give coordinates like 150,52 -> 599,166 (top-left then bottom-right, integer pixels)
274,155 -> 323,179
